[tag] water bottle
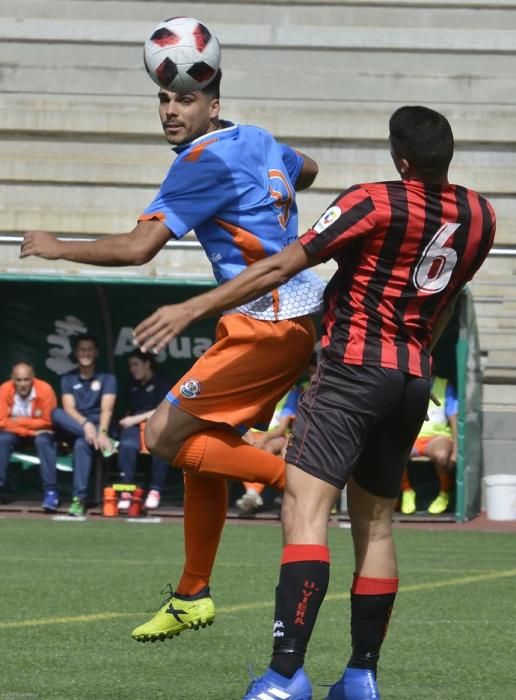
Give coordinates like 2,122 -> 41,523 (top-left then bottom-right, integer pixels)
103,487 -> 118,517
128,487 -> 145,517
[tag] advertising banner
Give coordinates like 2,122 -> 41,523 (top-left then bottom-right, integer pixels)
1,280 -> 217,413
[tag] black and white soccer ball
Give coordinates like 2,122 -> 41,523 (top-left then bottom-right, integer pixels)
143,16 -> 221,93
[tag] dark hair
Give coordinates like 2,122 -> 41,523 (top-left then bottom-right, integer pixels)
389,106 -> 454,178
201,69 -> 222,99
73,333 -> 98,350
127,349 -> 157,371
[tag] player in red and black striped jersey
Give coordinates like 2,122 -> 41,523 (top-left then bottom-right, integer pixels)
302,174 -> 494,380
133,106 -> 495,700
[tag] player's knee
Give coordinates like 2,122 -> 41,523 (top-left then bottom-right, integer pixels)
432,448 -> 450,468
144,415 -> 181,461
281,487 -> 330,543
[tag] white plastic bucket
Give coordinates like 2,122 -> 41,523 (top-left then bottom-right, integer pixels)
483,474 -> 516,521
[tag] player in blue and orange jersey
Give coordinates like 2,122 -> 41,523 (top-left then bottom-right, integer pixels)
132,106 -> 496,700
21,67 -> 325,641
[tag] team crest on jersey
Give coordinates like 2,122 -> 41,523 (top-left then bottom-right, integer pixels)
180,378 -> 202,399
314,205 -> 341,233
91,380 -> 101,392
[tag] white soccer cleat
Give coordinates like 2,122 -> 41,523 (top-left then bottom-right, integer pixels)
144,489 -> 161,510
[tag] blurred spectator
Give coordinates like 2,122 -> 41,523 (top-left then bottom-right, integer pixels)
237,354 -> 318,515
52,334 -> 117,517
400,375 -> 458,515
0,361 -> 59,511
117,350 -> 170,511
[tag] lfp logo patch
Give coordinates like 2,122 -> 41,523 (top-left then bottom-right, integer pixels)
314,205 -> 341,233
180,378 -> 202,399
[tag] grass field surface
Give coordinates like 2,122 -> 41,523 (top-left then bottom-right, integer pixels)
0,518 -> 514,699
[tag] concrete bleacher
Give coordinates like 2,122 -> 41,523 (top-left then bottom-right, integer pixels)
1,0 -> 516,475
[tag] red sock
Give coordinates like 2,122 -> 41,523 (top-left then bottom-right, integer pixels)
176,472 -> 228,596
438,472 -> 453,493
348,574 -> 399,673
401,469 -> 412,492
174,429 -> 285,489
243,481 -> 265,494
173,430 -> 285,596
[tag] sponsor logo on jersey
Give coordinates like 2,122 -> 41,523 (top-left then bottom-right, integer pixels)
180,378 -> 202,399
314,205 -> 341,233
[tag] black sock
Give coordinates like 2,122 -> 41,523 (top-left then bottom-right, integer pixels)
174,585 -> 210,601
270,544 -> 330,678
347,575 -> 398,674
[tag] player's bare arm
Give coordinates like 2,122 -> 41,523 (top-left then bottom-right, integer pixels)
61,393 -> 97,445
134,239 -> 317,352
295,151 -> 319,191
20,220 -> 171,266
119,410 -> 154,429
97,393 -> 116,451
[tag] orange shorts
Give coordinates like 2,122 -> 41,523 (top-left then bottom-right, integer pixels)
411,434 -> 450,457
166,313 -> 316,433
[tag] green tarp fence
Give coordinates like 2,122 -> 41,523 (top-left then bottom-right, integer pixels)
0,277 -> 482,520
1,277 -> 218,409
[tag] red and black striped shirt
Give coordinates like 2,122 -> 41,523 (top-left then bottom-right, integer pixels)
300,179 -> 496,378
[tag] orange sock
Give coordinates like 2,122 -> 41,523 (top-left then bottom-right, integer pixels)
173,429 -> 285,596
243,481 -> 265,494
401,469 -> 412,492
176,472 -> 228,596
438,471 -> 453,493
174,429 -> 286,489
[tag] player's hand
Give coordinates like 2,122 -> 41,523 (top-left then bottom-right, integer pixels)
425,390 -> 441,420
119,415 -> 139,429
251,433 -> 269,450
133,304 -> 193,353
429,391 -> 441,407
97,433 -> 112,453
20,231 -> 63,259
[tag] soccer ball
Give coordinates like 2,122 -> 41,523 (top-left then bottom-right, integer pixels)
143,16 -> 221,93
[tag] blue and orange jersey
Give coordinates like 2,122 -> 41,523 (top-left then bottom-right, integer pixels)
139,121 -> 324,320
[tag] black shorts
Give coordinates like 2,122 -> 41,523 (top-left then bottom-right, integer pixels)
285,358 -> 431,498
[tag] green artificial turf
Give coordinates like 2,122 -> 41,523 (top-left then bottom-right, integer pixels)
0,518 -> 514,699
